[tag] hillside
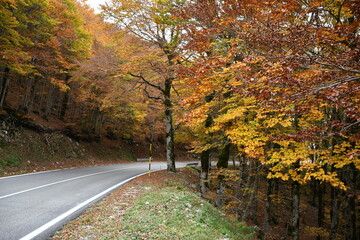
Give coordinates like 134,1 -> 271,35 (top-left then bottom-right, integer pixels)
0,110 -> 169,177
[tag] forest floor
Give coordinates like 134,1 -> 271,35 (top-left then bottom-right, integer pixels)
51,167 -> 254,240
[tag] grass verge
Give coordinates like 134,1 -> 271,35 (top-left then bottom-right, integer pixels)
52,168 -> 254,240
120,187 -> 253,239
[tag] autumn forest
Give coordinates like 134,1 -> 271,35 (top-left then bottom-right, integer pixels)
0,0 -> 359,239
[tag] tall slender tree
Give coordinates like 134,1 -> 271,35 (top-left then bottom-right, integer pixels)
102,0 -> 188,171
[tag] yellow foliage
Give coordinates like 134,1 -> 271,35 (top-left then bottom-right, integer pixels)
304,226 -> 330,238
330,141 -> 360,170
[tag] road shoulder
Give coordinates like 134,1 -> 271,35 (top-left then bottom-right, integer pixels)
51,168 -> 254,240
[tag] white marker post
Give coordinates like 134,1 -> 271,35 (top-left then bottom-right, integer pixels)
148,144 -> 152,176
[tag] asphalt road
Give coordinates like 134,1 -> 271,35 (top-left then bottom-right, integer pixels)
0,161 -> 191,240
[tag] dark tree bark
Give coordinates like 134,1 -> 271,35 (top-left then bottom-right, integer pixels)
238,154 -> 247,183
343,164 -> 358,240
200,149 -> 210,195
217,143 -> 230,169
288,176 -> 300,240
200,94 -> 214,194
44,84 -> 56,120
91,107 -> 105,137
0,67 -> 10,109
264,176 -> 277,238
164,77 -> 175,172
201,113 -> 213,173
59,90 -> 70,120
241,165 -> 259,222
330,185 -> 341,240
216,174 -> 226,209
250,162 -> 260,224
27,76 -> 39,114
311,179 -> 318,207
344,193 -> 357,240
287,158 -> 301,240
59,75 -> 71,120
201,150 -> 211,175
316,181 -> 325,240
239,160 -> 253,213
18,76 -> 39,114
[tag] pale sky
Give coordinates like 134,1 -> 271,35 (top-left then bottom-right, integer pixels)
84,0 -> 109,13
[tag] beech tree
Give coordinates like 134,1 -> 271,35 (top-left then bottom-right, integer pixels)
102,0 -> 188,172
177,0 -> 359,239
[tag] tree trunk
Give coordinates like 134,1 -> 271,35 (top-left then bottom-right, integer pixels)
19,76 -> 38,114
92,108 -> 105,137
316,181 -> 325,240
70,101 -> 77,122
344,193 -> 357,240
201,114 -> 212,175
59,75 -> 71,120
44,84 -> 56,120
60,90 -> 70,120
343,164 -> 357,240
239,160 -> 253,213
200,105 -> 213,194
250,163 -> 260,224
201,150 -> 210,174
217,143 -> 230,169
200,170 -> 208,197
38,78 -> 46,113
264,176 -> 275,238
0,67 -> 10,109
200,150 -> 210,195
330,186 -> 340,240
18,76 -> 32,113
241,166 -> 259,222
216,174 -> 226,209
239,154 -> 247,183
311,179 -> 318,207
288,177 -> 300,240
27,76 -> 39,114
164,77 -> 175,172
288,110 -> 301,240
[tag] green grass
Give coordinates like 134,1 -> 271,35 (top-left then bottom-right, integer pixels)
51,169 -> 254,240
0,156 -> 21,167
119,187 -> 254,240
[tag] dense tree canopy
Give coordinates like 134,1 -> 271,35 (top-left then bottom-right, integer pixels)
0,0 -> 155,141
174,0 -> 359,239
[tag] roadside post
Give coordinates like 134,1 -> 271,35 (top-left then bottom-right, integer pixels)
148,143 -> 152,176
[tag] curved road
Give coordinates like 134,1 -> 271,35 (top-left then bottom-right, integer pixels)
0,161 -> 191,240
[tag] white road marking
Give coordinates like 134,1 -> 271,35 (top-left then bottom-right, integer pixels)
0,166 -> 139,200
19,171 -> 149,240
0,168 -> 64,180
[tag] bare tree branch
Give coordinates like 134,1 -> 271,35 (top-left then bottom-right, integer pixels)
144,86 -> 163,101
292,75 -> 359,97
129,72 -> 165,93
342,121 -> 360,131
174,122 -> 182,132
172,85 -> 180,97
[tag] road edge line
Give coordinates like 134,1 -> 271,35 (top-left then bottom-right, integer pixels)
19,171 -> 150,240
0,166 -> 141,200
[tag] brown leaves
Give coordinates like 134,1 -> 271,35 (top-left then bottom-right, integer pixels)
175,0 -> 359,189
